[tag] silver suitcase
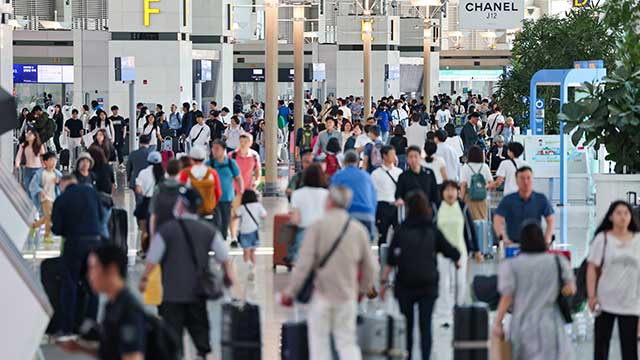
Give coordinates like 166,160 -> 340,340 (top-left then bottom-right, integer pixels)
357,310 -> 408,359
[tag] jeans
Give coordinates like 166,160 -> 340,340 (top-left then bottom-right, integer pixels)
397,154 -> 407,170
594,311 -> 638,360
352,214 -> 376,242
396,293 -> 437,360
214,201 -> 233,240
100,206 -> 112,240
59,236 -> 101,333
308,294 -> 361,360
159,300 -> 211,356
22,167 -> 39,193
287,228 -> 306,262
375,202 -> 397,247
381,131 -> 389,144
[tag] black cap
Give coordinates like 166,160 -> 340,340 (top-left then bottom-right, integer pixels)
178,186 -> 203,213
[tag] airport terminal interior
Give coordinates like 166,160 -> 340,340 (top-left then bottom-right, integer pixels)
0,0 -> 639,359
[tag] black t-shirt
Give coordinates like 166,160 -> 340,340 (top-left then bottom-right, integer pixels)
99,288 -> 146,360
93,164 -> 115,194
108,115 -> 126,143
53,113 -> 64,133
65,119 -> 84,138
206,119 -> 225,141
74,171 -> 96,188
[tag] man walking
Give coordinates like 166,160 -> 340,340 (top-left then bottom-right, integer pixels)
209,140 -> 244,241
371,145 -> 402,246
281,186 -> 378,360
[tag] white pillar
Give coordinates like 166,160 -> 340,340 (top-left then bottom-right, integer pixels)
0,22 -> 13,169
423,18 -> 431,101
293,6 -> 305,133
362,13 -> 372,118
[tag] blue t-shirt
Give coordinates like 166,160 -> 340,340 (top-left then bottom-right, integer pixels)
330,166 -> 378,216
278,106 -> 291,123
494,191 -> 554,243
208,157 -> 240,202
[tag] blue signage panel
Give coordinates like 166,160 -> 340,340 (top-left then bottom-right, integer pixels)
13,64 -> 74,84
535,98 -> 545,135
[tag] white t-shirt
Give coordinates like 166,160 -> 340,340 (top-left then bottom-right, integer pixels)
496,158 -> 527,195
371,165 -> 403,203
225,126 -> 244,149
460,162 -> 493,190
236,202 -> 267,235
142,124 -> 159,146
189,123 -> 211,148
339,106 -> 352,120
487,112 -> 505,135
422,156 -> 447,184
391,108 -> 409,125
135,166 -> 160,197
444,136 -> 464,159
588,232 -> 640,316
291,187 -> 329,228
435,142 -> 460,182
406,123 -> 428,148
436,109 -> 452,128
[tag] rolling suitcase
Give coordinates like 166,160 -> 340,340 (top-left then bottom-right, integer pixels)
473,220 -> 494,256
357,299 -> 408,360
221,300 -> 262,360
471,275 -> 499,311
454,269 -> 490,360
41,257 -> 63,334
108,208 -> 128,253
281,306 -> 309,360
273,213 -> 295,271
59,149 -> 70,171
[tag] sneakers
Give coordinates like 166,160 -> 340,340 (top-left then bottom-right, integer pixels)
247,264 -> 256,282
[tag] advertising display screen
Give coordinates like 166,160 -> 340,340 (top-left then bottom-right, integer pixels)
13,65 -> 74,84
201,60 -> 212,81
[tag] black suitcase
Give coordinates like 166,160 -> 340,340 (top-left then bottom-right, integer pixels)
41,257 -> 63,334
108,208 -> 128,253
59,149 -> 70,168
453,303 -> 489,360
281,321 -> 308,360
221,301 -> 262,360
41,257 -> 90,334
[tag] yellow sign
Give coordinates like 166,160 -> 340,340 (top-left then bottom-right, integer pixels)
144,0 -> 161,27
574,0 -> 589,7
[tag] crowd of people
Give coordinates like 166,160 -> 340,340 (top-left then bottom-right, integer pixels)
13,91 -> 640,360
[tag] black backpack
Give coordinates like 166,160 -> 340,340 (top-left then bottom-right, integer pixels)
153,182 -> 181,229
395,226 -> 438,289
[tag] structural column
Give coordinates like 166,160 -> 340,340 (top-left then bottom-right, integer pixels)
362,12 -> 372,118
264,0 -> 279,196
423,18 -> 431,102
293,6 -> 305,133
0,19 -> 13,169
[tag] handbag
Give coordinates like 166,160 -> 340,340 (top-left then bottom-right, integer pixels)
296,219 -> 351,304
490,334 -> 512,360
177,220 -> 224,300
555,255 -> 574,323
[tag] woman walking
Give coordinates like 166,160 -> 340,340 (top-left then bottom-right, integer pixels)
493,223 -> 576,360
588,200 -> 640,360
15,129 -> 45,192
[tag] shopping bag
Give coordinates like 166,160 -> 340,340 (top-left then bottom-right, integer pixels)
490,334 -> 512,360
143,265 -> 163,305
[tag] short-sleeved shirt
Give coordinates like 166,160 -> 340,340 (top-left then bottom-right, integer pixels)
65,119 -> 84,138
209,156 -> 240,202
230,149 -> 261,192
99,288 -> 146,360
494,191 -> 554,243
422,156 -> 447,184
236,202 -> 267,235
135,166 -> 159,197
460,162 -> 493,188
588,232 -> 640,316
291,187 -> 329,228
496,158 -> 528,195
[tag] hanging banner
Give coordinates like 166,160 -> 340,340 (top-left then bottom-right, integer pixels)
458,0 -> 525,29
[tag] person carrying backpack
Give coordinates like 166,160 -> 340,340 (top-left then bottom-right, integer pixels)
362,125 -> 384,174
149,159 -> 183,236
324,137 -> 342,177
178,147 -> 222,218
459,145 -> 495,220
295,115 -> 317,160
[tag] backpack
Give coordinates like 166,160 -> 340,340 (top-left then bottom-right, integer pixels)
154,182 -> 181,228
325,153 -> 340,176
188,167 -> 218,215
368,141 -> 384,168
299,127 -> 314,152
467,164 -> 487,201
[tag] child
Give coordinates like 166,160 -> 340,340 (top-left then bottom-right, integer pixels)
499,116 -> 515,144
324,137 -> 342,177
29,152 -> 62,243
234,189 -> 267,280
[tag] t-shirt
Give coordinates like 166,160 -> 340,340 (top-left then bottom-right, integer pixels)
230,149 -> 261,192
236,202 -> 267,235
588,232 -> 640,316
496,158 -> 528,195
355,134 -> 371,150
460,162 -> 493,190
224,126 -> 244,149
142,123 -> 159,146
494,191 -> 554,243
437,201 -> 466,257
189,123 -> 210,148
65,118 -> 84,138
135,166 -> 160,197
339,106 -> 352,120
436,109 -> 452,128
41,169 -> 57,202
98,288 -> 146,360
209,157 -> 240,202
422,156 -> 447,184
406,123 -> 427,148
291,187 -> 329,228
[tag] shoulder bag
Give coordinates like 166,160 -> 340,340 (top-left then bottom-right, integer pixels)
177,219 -> 223,300
296,219 -> 351,303
555,255 -> 574,323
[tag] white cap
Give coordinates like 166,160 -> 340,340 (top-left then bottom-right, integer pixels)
190,146 -> 206,161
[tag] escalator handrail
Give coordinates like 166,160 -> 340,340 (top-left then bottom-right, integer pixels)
0,162 -> 36,226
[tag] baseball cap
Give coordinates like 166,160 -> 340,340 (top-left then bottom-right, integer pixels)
147,151 -> 162,164
190,146 -> 207,161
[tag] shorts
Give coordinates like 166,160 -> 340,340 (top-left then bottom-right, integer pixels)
239,231 -> 260,249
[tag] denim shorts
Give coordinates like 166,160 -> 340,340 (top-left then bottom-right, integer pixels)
239,231 -> 260,249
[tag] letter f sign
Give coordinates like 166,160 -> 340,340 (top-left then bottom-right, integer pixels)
144,0 -> 161,27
